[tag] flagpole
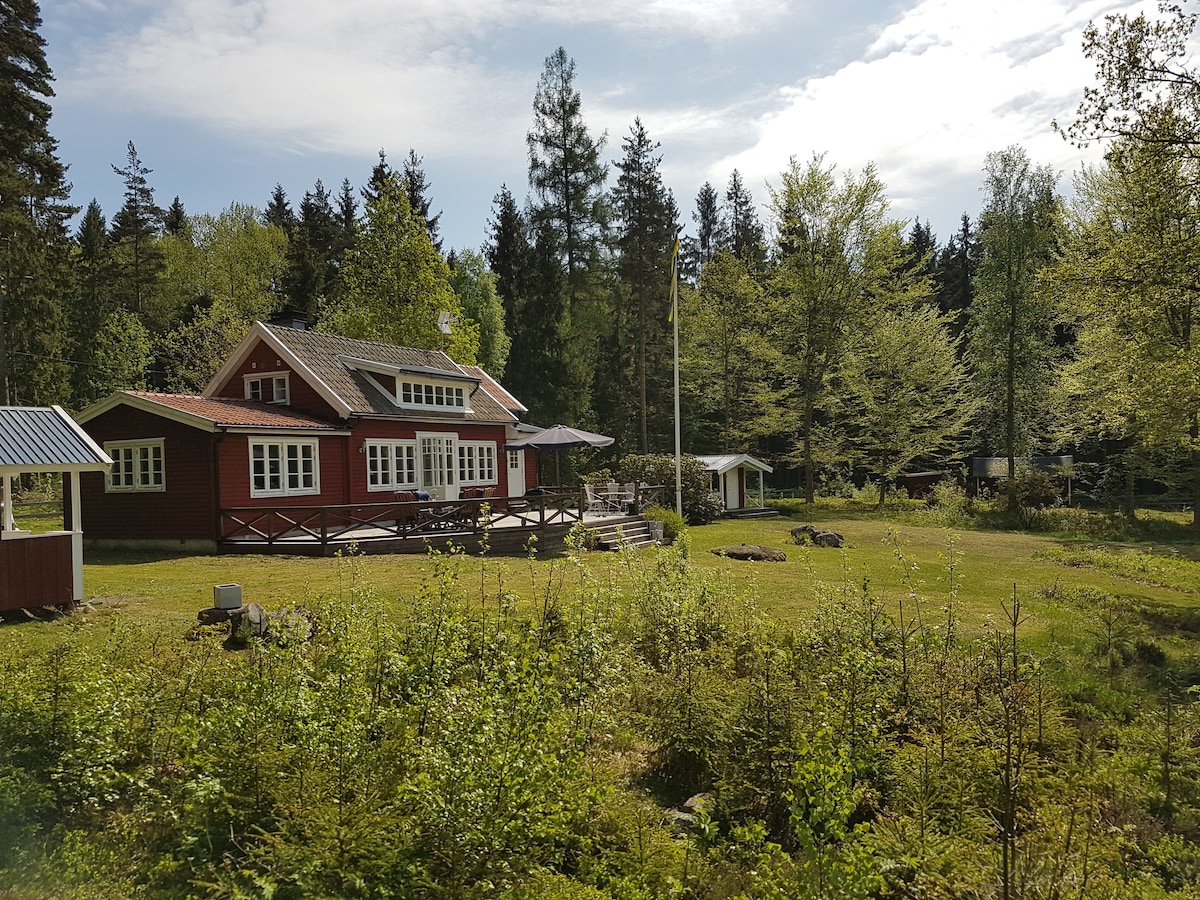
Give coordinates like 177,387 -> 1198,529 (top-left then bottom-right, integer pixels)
671,237 -> 683,518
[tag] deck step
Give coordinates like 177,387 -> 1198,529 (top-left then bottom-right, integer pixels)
588,515 -> 657,551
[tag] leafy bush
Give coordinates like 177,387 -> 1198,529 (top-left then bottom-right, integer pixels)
641,504 -> 686,542
617,453 -> 723,524
1001,466 -> 1063,510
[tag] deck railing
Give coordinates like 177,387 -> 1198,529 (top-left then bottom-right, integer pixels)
219,491 -> 585,548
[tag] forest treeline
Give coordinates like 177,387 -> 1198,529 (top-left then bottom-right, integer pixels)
4,2 -> 1200,520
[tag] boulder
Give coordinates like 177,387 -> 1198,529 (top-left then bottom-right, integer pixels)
790,524 -> 844,548
812,530 -> 844,548
711,544 -> 787,562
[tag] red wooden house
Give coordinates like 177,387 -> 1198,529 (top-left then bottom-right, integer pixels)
76,323 -> 541,553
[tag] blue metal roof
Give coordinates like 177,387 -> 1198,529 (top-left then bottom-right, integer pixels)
0,406 -> 111,472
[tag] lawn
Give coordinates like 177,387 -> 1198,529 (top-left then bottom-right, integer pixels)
5,507 -> 1197,658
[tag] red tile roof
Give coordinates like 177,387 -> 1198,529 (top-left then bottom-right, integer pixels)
127,392 -> 341,429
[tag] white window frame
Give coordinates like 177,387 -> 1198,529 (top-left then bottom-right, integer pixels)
458,441 -> 497,486
249,439 -> 319,498
105,439 -> 166,493
365,440 -> 418,491
397,379 -> 466,411
244,371 -> 290,405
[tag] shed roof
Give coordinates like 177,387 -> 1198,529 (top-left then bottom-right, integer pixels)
0,406 -> 111,475
695,454 -> 774,475
971,456 -> 1073,478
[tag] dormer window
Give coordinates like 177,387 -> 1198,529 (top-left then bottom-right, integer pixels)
399,381 -> 465,409
337,354 -> 476,413
245,372 -> 290,405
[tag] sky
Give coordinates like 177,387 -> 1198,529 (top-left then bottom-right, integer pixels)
39,0 -> 1160,255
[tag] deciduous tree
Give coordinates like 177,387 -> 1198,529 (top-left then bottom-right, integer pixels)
319,172 -> 476,362
766,154 -> 915,502
968,146 -> 1062,479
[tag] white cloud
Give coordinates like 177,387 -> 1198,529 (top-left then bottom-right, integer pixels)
56,0 -> 790,157
718,0 -> 1158,233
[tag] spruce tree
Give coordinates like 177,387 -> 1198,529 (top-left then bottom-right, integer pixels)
163,196 -> 188,236
609,118 -> 680,452
725,169 -> 766,268
485,185 -> 531,327
263,183 -> 295,232
402,148 -> 442,254
525,46 -> 609,425
0,0 -> 76,404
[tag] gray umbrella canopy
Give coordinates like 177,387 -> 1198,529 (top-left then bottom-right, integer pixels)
505,424 -> 614,451
505,424 -> 614,486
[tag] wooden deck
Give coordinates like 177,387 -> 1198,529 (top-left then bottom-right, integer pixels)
219,491 -> 602,556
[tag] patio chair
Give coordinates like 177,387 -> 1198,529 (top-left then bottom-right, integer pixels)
584,483 -> 613,515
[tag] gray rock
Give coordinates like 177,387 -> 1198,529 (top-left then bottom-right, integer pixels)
812,531 -> 844,548
711,544 -> 787,562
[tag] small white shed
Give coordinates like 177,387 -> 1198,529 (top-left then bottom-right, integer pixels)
696,454 -> 773,511
0,406 -> 111,610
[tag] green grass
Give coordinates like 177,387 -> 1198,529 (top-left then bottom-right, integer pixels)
4,507 -> 1197,660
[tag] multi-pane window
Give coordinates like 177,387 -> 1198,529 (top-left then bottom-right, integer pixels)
458,442 -> 496,485
245,373 -> 289,404
398,381 -> 465,409
365,441 -> 418,491
249,440 -> 318,497
105,441 -> 165,492
508,450 -> 521,470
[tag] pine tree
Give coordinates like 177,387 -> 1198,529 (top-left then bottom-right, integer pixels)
402,149 -> 442,254
609,118 -> 680,452
0,0 -> 76,405
109,141 -> 165,319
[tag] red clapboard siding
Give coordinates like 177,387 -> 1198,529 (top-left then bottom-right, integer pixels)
0,533 -> 73,610
212,339 -> 339,420
79,405 -> 217,541
218,434 -> 351,508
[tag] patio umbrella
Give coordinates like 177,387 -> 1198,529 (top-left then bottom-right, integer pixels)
505,424 -> 614,486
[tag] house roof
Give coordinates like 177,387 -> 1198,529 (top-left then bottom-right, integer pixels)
76,392 -> 347,434
695,454 -> 774,475
461,365 -> 528,415
204,323 -> 518,424
0,406 -> 111,475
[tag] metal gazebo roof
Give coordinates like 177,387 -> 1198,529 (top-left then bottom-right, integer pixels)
0,406 -> 111,475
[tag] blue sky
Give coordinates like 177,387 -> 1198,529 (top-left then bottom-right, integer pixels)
40,0 -> 1155,255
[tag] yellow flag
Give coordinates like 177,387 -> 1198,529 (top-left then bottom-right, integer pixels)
668,238 -> 681,323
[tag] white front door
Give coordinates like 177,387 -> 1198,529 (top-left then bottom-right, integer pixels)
418,433 -> 458,500
506,449 -> 525,498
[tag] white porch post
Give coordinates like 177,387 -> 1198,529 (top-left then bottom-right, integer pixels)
69,471 -> 82,531
1,474 -> 12,531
